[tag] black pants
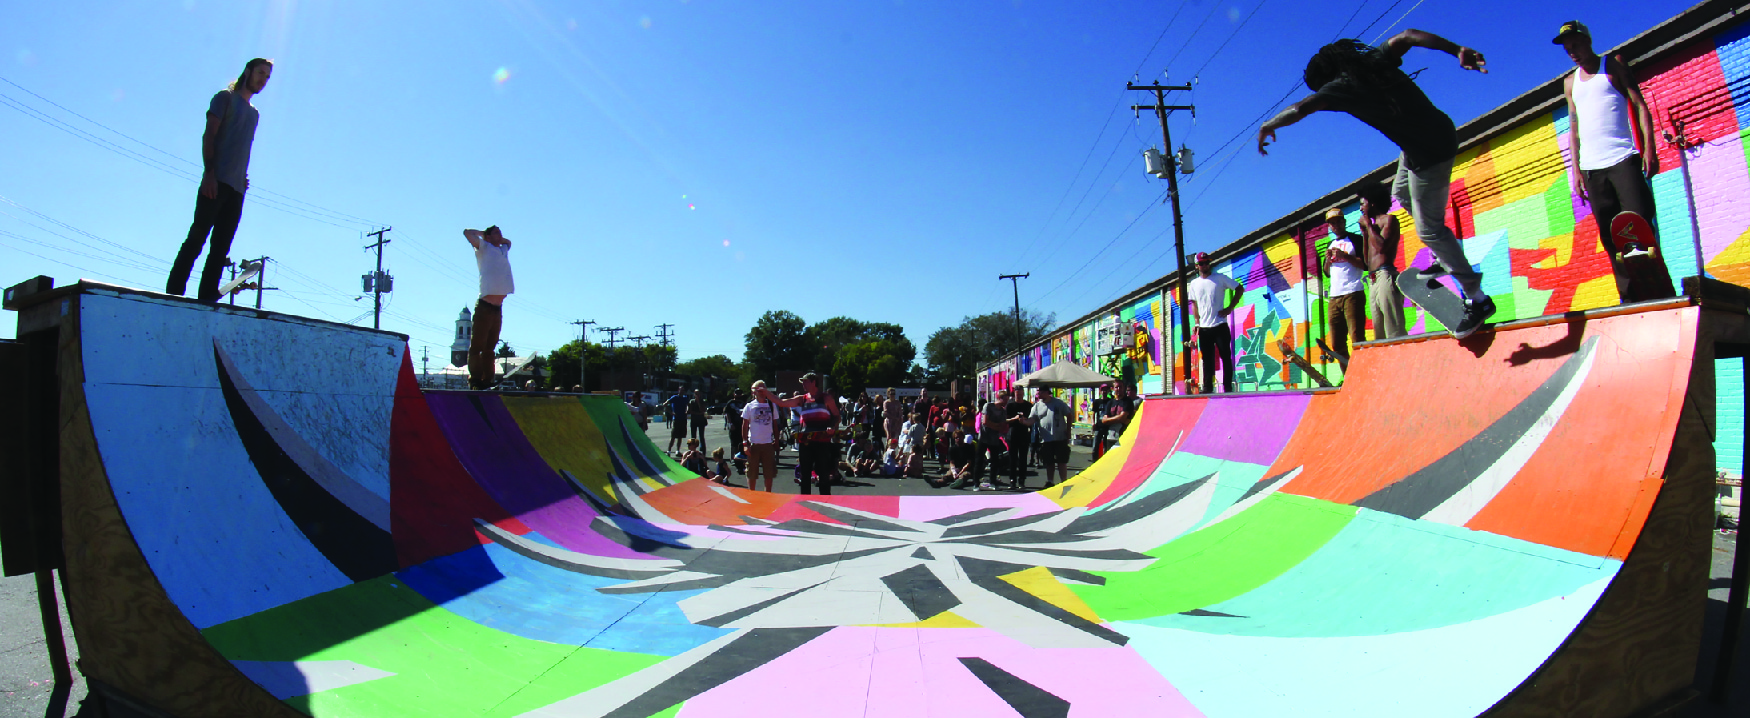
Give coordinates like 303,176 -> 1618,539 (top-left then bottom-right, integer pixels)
1008,433 -> 1031,485
1198,323 -> 1237,393
1584,154 -> 1676,303
974,441 -> 1005,482
797,441 -> 835,495
167,182 -> 246,301
690,415 -> 707,449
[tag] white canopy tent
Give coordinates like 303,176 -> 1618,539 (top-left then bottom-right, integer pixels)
1012,361 -> 1117,389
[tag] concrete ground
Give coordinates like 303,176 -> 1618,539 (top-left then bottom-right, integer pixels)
2,417 -> 1745,717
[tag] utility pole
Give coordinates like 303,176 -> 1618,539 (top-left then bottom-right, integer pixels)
363,227 -> 393,330
998,273 -> 1030,364
571,319 -> 596,390
628,335 -> 652,391
421,346 -> 430,387
602,327 -> 625,351
1129,81 -> 1195,394
654,323 -> 675,391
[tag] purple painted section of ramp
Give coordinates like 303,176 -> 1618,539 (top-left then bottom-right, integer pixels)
1180,394 -> 1312,465
424,393 -> 644,559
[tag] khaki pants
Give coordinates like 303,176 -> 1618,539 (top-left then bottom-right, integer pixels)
1368,270 -> 1407,340
467,298 -> 503,389
1328,291 -> 1366,358
745,443 -> 777,490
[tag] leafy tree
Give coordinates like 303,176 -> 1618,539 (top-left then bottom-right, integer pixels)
743,310 -> 811,378
496,341 -> 516,358
675,354 -> 751,394
924,308 -> 1054,385
833,340 -> 910,393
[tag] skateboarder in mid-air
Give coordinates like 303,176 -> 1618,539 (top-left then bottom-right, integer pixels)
1259,30 -> 1496,338
1555,20 -> 1676,303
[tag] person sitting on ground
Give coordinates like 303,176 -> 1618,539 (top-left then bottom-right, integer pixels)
710,447 -> 733,486
679,438 -> 708,476
946,431 -> 978,489
903,446 -> 924,478
881,441 -> 902,477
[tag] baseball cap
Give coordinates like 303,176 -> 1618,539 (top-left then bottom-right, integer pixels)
1193,252 -> 1211,265
1552,20 -> 1590,44
1325,207 -> 1345,222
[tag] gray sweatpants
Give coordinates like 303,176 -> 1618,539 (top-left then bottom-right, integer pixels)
1392,154 -> 1482,299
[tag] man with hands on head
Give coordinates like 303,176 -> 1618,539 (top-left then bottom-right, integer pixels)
463,225 -> 513,391
1258,29 -> 1496,339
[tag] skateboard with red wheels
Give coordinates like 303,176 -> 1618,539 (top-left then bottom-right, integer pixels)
1610,211 -> 1674,302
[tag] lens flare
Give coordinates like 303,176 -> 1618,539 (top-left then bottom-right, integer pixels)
722,239 -> 731,248
492,67 -> 511,84
688,204 -> 696,210
639,16 -> 652,29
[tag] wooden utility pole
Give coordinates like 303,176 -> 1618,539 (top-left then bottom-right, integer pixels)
998,273 -> 1030,367
364,228 -> 392,330
1128,82 -> 1194,394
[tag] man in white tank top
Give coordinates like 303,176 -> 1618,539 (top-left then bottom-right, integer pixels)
1556,21 -> 1675,303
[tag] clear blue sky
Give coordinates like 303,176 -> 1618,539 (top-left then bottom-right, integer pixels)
2,0 -> 1678,367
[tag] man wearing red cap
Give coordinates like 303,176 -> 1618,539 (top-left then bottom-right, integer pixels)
1186,252 -> 1241,393
1555,20 -> 1675,303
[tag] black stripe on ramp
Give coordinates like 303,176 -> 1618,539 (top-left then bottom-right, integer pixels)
214,346 -> 396,582
1354,336 -> 1598,520
958,657 -> 1071,718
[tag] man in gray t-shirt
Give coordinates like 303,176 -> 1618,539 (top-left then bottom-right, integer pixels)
1022,387 -> 1074,487
166,58 -> 272,302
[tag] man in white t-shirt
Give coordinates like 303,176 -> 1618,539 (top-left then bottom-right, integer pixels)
1324,208 -> 1367,369
741,380 -> 782,492
464,225 -> 514,390
1186,252 -> 1242,393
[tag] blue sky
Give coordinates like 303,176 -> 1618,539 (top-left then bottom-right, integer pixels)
2,0 -> 1679,367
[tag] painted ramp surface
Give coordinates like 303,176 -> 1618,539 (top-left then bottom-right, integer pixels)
62,289 -> 1703,717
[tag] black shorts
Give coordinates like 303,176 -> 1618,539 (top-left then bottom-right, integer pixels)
670,420 -> 687,437
1038,440 -> 1070,465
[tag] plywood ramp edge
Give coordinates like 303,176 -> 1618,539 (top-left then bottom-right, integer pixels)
56,295 -> 305,718
1483,309 -> 1732,717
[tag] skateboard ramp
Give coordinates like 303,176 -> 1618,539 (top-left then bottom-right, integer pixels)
36,285 -> 1721,717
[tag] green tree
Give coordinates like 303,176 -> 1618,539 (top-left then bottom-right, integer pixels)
675,354 -> 751,395
924,308 -> 1054,385
496,341 -> 516,358
833,340 -> 911,393
743,310 -> 812,378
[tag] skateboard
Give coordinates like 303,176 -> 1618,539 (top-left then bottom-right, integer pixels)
1395,266 -> 1473,337
1314,337 -> 1347,372
217,258 -> 263,297
1609,211 -> 1673,302
1278,339 -> 1332,388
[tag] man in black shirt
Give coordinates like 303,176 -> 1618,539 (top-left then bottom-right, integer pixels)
1258,29 -> 1496,339
1090,384 -> 1116,458
1005,393 -> 1034,489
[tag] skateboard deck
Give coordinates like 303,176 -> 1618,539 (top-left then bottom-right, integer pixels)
1610,211 -> 1673,302
1396,267 -> 1469,336
1278,339 -> 1332,388
1314,337 -> 1347,371
217,259 -> 263,297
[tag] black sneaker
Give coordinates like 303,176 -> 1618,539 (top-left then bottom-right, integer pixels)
1453,296 -> 1496,339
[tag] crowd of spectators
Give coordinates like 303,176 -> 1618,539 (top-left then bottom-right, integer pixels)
638,383 -> 1137,493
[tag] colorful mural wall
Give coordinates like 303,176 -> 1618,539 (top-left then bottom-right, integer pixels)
983,7 -> 1750,463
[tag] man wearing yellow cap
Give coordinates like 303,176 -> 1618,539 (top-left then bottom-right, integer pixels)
1323,207 -> 1367,369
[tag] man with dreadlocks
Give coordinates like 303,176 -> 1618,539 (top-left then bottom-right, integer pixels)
1258,30 -> 1496,339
